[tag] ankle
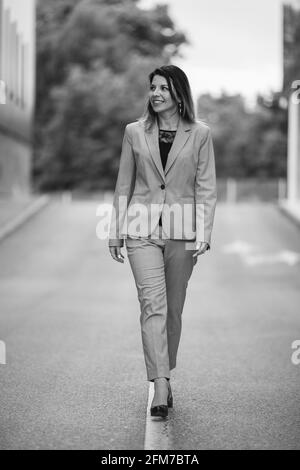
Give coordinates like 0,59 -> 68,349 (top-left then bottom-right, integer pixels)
154,377 -> 168,382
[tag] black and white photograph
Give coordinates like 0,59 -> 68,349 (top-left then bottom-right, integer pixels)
0,0 -> 300,452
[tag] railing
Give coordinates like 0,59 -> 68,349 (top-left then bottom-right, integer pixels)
216,178 -> 287,203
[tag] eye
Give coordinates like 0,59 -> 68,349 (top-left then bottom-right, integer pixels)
150,85 -> 168,90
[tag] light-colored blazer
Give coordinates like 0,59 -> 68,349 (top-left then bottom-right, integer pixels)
108,116 -> 217,248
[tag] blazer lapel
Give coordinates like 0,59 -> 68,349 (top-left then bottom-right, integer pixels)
144,116 -> 192,181
144,118 -> 165,182
164,118 -> 192,175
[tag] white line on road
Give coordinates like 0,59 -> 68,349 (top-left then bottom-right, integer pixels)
222,240 -> 257,254
222,240 -> 300,266
144,382 -> 174,450
244,250 -> 300,266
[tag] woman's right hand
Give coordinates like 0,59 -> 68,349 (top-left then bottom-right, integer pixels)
109,246 -> 125,263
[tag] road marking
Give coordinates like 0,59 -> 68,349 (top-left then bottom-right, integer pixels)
244,250 -> 300,266
144,382 -> 174,450
222,240 -> 257,255
222,240 -> 300,267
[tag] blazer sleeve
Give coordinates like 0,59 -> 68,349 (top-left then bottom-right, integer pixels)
108,124 -> 136,247
194,127 -> 217,249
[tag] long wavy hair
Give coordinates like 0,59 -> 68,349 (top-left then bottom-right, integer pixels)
139,65 -> 196,131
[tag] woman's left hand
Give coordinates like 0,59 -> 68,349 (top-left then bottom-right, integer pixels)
192,242 -> 209,260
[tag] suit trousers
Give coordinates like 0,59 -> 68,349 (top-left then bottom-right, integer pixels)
125,226 -> 197,382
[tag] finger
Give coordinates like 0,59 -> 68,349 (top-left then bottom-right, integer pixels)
116,249 -> 125,260
111,252 -> 119,261
115,251 -> 124,263
194,248 -> 206,257
112,254 -> 124,263
109,248 -> 122,262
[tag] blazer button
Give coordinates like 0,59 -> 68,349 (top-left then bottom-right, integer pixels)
160,184 -> 165,190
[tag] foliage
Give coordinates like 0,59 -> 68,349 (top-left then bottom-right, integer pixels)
34,0 -> 187,191
34,0 -> 289,190
283,4 -> 300,94
197,93 -> 287,179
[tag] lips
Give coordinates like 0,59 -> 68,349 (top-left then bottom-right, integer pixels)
152,100 -> 164,105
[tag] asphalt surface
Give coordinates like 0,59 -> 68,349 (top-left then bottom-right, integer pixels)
0,199 -> 299,450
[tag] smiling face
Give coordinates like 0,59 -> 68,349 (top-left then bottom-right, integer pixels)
149,74 -> 178,115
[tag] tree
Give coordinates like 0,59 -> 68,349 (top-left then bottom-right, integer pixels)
34,0 -> 187,191
283,4 -> 300,94
197,92 -> 287,179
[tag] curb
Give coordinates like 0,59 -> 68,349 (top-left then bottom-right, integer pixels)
0,195 -> 50,243
278,200 -> 300,230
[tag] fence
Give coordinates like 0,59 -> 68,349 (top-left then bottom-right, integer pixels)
216,178 -> 287,203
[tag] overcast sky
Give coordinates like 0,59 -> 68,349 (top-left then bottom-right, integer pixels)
4,0 -> 35,43
140,0 -> 287,103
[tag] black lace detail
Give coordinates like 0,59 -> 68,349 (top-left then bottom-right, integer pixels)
159,129 -> 176,144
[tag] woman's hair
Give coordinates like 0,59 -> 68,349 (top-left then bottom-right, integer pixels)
139,65 -> 196,131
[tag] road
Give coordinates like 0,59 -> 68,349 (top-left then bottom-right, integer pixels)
0,198 -> 299,449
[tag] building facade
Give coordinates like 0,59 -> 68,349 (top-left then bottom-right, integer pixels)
283,0 -> 300,204
0,0 -> 36,196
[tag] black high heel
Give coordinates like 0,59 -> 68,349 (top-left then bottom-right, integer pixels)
150,378 -> 170,418
167,384 -> 173,408
150,404 -> 168,418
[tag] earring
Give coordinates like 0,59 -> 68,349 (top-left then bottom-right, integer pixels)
178,102 -> 183,115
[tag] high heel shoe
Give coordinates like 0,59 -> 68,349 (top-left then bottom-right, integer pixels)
167,383 -> 173,408
150,378 -> 169,418
150,388 -> 173,416
150,404 -> 168,418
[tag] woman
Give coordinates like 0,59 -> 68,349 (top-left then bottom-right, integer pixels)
108,65 -> 217,418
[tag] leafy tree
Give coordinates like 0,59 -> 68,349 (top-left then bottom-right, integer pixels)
283,4 -> 300,94
34,0 -> 187,191
197,92 -> 287,179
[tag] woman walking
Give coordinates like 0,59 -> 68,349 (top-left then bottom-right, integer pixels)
108,65 -> 217,418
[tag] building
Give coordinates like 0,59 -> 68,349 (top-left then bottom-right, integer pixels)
283,1 -> 300,209
0,0 -> 36,197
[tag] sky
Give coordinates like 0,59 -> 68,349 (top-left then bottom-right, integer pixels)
3,0 -> 290,104
4,0 -> 35,43
139,0 -> 290,104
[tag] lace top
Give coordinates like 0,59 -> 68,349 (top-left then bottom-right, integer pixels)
159,129 -> 176,171
158,129 -> 176,227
